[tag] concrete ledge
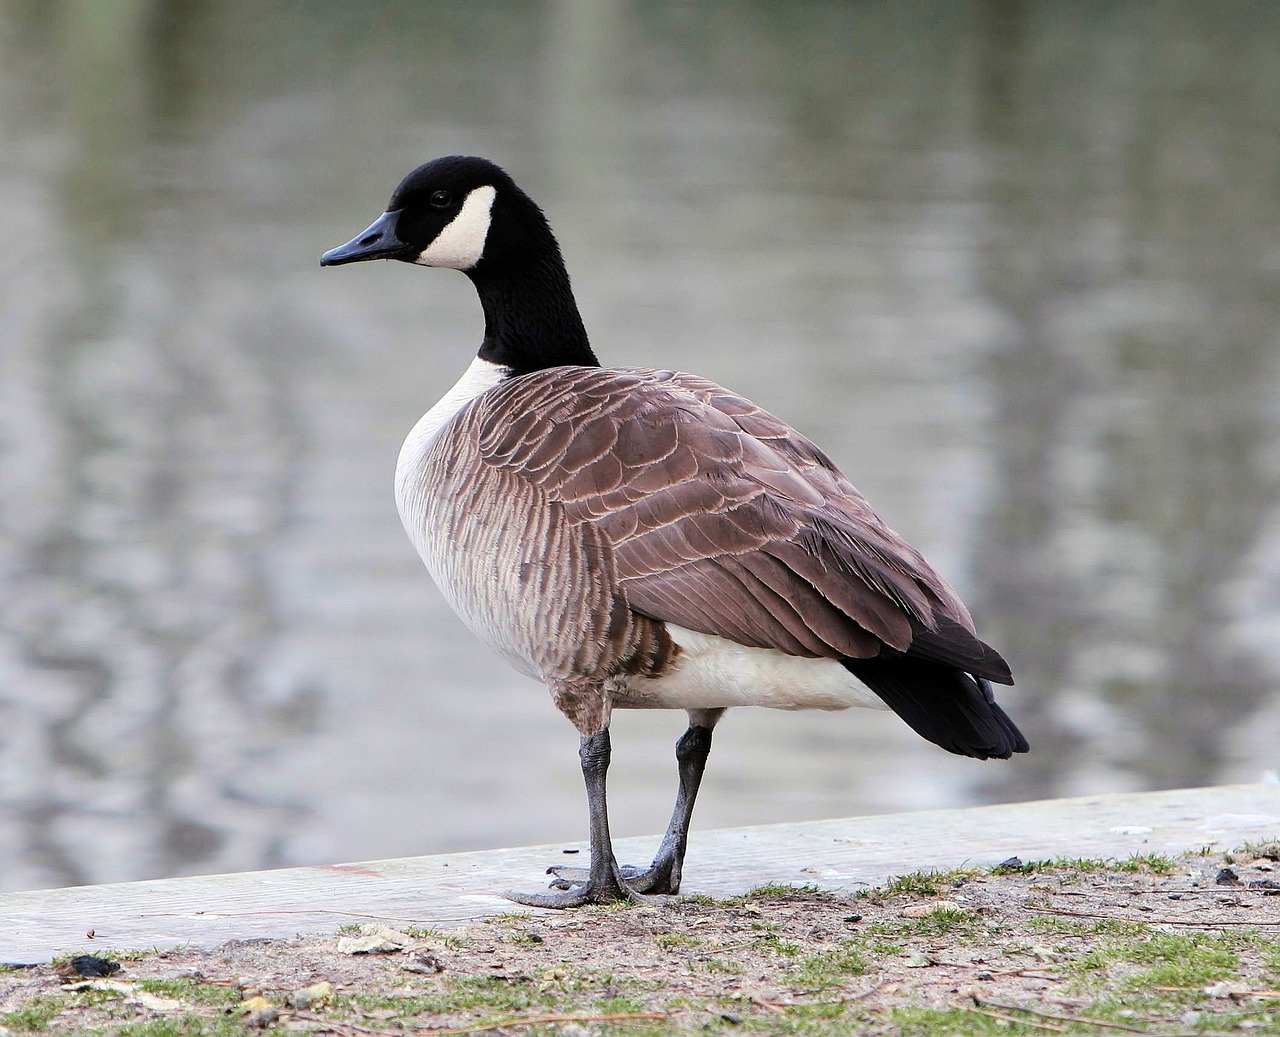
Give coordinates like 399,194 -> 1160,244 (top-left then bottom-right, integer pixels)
3,784 -> 1278,964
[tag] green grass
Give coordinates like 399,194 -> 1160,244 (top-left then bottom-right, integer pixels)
1113,852 -> 1178,874
752,933 -> 803,957
1067,932 -> 1242,982
652,931 -> 705,950
89,1020 -> 250,1037
992,852 -> 1177,878
1026,915 -> 1150,939
870,867 -> 980,897
716,882 -> 830,907
781,940 -> 868,989
889,1005 -> 1044,1035
135,978 -> 240,1009
1,995 -> 65,1032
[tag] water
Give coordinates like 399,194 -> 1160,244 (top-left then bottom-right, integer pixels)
1,0 -> 1277,892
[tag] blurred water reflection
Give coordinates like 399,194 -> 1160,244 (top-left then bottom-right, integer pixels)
0,0 -> 1276,892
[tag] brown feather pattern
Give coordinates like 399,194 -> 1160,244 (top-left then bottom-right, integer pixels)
399,365 -> 1010,694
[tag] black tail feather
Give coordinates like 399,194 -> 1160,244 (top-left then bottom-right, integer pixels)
841,654 -> 1028,760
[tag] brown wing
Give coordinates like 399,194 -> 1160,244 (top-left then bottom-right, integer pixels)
464,365 -> 1009,682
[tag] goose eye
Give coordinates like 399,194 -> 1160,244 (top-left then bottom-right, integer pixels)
429,190 -> 452,209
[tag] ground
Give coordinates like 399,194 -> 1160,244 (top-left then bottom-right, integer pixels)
1,846 -> 1278,1036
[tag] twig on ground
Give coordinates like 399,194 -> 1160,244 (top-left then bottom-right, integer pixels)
973,997 -> 1152,1033
963,1004 -> 1068,1031
1027,905 -> 1279,927
413,1011 -> 668,1035
291,1013 -> 397,1037
849,976 -> 889,1000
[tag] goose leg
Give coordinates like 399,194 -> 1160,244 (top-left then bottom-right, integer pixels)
505,728 -> 653,908
549,710 -> 721,896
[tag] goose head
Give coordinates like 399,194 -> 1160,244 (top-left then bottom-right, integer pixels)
320,155 -> 550,274
320,156 -> 597,374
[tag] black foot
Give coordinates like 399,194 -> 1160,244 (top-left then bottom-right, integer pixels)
505,864 -> 669,909
547,859 -> 681,896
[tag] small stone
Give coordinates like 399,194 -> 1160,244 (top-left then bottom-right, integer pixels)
404,954 -> 445,974
241,994 -> 280,1029
976,971 -> 994,981
284,981 -> 332,1010
1204,980 -> 1248,999
902,953 -> 933,968
244,1007 -> 280,1029
843,913 -> 863,924
336,924 -> 412,955
1215,867 -> 1240,885
997,856 -> 1023,869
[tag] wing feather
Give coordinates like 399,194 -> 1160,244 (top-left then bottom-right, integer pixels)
441,365 -> 1010,684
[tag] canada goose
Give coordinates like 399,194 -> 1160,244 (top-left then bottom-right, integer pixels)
321,156 -> 1027,908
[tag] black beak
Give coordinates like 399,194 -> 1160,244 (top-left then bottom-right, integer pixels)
320,210 -> 410,267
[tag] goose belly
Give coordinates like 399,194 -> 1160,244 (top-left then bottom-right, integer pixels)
618,625 -> 888,712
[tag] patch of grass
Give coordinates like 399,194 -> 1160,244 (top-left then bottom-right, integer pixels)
1068,932 -> 1241,985
327,974 -> 567,1019
1114,852 -> 1177,875
989,856 -> 1112,877
1238,840 -> 1280,860
697,957 -> 745,975
1,995 -> 65,1032
782,941 -> 868,989
752,933 -> 803,957
871,866 -> 982,897
96,1020 -> 252,1037
864,913 -> 981,943
652,931 -> 705,950
890,1005 -> 1042,1035
898,906 -> 982,937
718,882 -> 829,907
594,993 -> 647,1013
135,978 -> 240,1008
1027,915 -> 1149,939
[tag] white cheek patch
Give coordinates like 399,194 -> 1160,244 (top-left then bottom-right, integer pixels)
414,185 -> 497,270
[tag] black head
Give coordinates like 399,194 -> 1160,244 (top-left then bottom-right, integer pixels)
322,156 -> 597,373
320,156 -> 548,274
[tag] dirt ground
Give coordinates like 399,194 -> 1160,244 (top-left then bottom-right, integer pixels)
2,847 -> 1278,1035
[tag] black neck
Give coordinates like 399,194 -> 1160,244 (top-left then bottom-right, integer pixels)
469,254 -> 599,376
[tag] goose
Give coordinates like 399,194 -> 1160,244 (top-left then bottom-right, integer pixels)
320,155 -> 1028,908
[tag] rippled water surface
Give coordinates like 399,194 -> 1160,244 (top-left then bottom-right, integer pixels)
1,1 -> 1278,891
